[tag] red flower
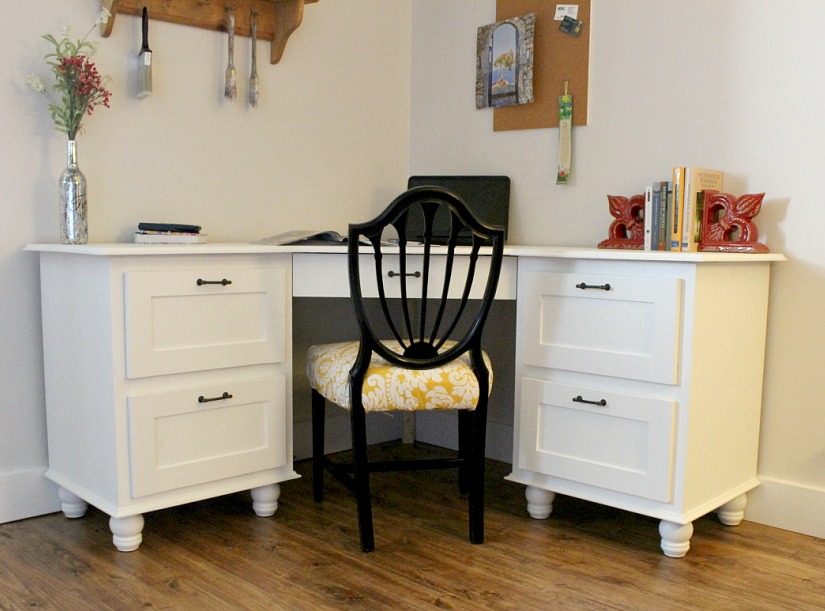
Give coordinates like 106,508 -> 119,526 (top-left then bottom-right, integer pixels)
28,13 -> 113,140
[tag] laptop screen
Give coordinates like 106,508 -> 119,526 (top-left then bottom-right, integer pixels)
405,176 -> 510,244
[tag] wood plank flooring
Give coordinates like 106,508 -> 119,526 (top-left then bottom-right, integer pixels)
1,444 -> 824,610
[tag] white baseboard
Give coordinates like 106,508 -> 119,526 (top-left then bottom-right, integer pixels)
0,467 -> 60,524
293,412 -> 403,460
293,412 -> 513,464
412,411 -> 513,463
745,476 -> 825,540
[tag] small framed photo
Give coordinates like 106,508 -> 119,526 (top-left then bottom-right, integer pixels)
476,13 -> 535,109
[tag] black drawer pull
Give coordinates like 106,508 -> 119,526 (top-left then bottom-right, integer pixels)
576,282 -> 611,291
198,392 -> 233,403
572,395 -> 607,407
388,270 -> 422,279
197,278 -> 232,286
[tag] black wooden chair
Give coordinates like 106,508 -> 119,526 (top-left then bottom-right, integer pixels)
307,185 -> 505,552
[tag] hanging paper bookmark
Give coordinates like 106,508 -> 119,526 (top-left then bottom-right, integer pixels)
557,82 -> 573,184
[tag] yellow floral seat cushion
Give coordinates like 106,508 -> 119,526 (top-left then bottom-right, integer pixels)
307,340 -> 492,412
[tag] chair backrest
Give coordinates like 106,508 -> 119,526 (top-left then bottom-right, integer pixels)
347,186 -> 505,382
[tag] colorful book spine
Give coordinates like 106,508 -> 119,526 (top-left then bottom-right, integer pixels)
134,230 -> 207,244
643,185 -> 653,250
650,183 -> 661,250
670,167 -> 685,251
681,168 -> 723,251
658,181 -> 671,251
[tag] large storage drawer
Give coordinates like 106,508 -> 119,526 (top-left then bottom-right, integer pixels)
124,267 -> 288,378
127,375 -> 287,498
520,270 -> 682,384
517,378 -> 677,502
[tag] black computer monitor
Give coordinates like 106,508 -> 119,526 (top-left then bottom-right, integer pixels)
405,175 -> 510,244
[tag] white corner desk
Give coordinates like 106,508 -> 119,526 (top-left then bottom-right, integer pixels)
26,242 -> 784,556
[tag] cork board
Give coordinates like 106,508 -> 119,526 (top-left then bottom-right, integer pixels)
493,0 -> 590,130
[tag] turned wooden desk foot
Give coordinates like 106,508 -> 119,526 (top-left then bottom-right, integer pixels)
251,483 -> 281,517
109,514 -> 144,552
716,493 -> 747,526
525,486 -> 555,519
58,486 -> 88,519
659,520 -> 694,558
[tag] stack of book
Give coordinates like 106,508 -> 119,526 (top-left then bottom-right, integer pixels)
134,223 -> 206,244
643,167 -> 723,251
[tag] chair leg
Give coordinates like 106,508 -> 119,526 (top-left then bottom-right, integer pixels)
468,409 -> 487,544
457,409 -> 472,494
350,402 -> 375,552
311,389 -> 326,503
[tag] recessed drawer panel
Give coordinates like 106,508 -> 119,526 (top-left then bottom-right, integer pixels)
520,271 -> 682,384
517,378 -> 676,502
293,253 -> 517,300
124,267 -> 287,378
127,375 -> 287,498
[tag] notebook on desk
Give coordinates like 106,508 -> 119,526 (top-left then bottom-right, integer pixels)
406,175 -> 511,245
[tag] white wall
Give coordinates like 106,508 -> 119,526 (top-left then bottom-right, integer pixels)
0,0 -> 411,522
411,0 -> 825,538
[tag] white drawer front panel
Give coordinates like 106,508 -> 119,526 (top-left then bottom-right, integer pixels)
128,376 -> 286,497
521,271 -> 682,384
125,267 -> 287,378
293,253 -> 517,300
518,378 -> 676,502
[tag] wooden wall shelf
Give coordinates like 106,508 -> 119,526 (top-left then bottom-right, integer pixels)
100,0 -> 318,64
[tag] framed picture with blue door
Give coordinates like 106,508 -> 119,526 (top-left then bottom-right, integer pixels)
476,13 -> 535,109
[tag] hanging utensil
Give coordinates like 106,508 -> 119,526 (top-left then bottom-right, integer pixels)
224,7 -> 237,100
136,6 -> 152,98
248,10 -> 259,107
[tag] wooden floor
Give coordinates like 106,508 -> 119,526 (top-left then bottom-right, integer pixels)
1,444 -> 824,610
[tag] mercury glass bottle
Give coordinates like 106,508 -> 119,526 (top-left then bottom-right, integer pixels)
59,140 -> 88,244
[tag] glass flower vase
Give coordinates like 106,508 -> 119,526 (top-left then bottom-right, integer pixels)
59,140 -> 88,244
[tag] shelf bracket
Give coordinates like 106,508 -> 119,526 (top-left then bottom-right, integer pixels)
99,0 -> 315,65
270,0 -> 304,65
100,0 -> 121,38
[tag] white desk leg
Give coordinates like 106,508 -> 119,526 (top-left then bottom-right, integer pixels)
716,493 -> 747,526
251,483 -> 280,517
58,486 -> 88,518
659,520 -> 693,558
525,486 -> 555,519
109,514 -> 144,552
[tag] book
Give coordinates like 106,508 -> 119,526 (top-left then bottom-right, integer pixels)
650,183 -> 662,250
670,167 -> 685,251
661,181 -> 672,251
135,230 -> 207,244
643,185 -> 653,250
137,222 -> 201,234
651,180 -> 671,250
681,168 -> 723,251
256,230 -> 347,246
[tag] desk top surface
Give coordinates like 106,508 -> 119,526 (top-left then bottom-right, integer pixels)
24,243 -> 786,262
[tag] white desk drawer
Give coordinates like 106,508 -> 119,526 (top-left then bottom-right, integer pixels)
124,267 -> 288,378
518,378 -> 677,502
520,270 -> 682,384
293,252 -> 517,300
127,375 -> 287,498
